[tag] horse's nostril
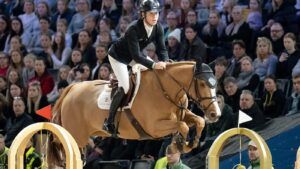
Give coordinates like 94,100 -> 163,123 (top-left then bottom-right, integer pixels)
210,112 -> 217,118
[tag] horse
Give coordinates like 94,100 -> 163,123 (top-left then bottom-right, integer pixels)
49,62 -> 221,164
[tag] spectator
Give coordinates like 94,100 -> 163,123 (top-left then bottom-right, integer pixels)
167,28 -> 181,61
143,43 -> 159,62
22,53 -> 36,88
5,97 -> 33,147
253,37 -> 277,81
29,57 -> 55,96
94,30 -> 113,49
121,0 -> 138,21
206,94 -> 234,138
224,76 -> 241,113
247,140 -> 260,169
214,56 -> 228,95
68,0 -> 93,35
247,0 -> 263,31
154,144 -> 191,169
80,63 -> 91,81
36,1 -> 51,19
277,33 -> 300,79
5,35 -> 28,57
283,73 -> 300,116
98,0 -> 121,28
239,90 -> 265,129
260,75 -> 285,119
6,83 -> 25,118
185,9 -> 202,36
223,5 -> 252,53
115,16 -> 132,38
18,0 -> 39,35
91,45 -> 109,80
97,63 -> 112,81
0,15 -> 9,51
0,76 -> 7,96
6,69 -> 22,87
51,0 -> 75,31
39,33 -> 54,68
179,24 -> 206,63
9,50 -> 24,75
202,11 -> 226,60
56,19 -> 72,48
0,52 -> 9,77
0,95 -> 7,133
50,32 -> 72,69
178,0 -> 192,27
164,11 -> 179,43
159,0 -> 179,29
75,29 -> 97,68
0,134 -> 8,168
5,17 -> 31,51
68,49 -> 83,69
28,17 -> 54,55
97,18 -> 117,43
226,40 -> 247,78
219,0 -> 235,26
236,56 -> 260,92
27,81 -> 49,122
268,22 -> 285,56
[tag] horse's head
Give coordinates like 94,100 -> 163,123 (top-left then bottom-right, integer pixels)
191,63 -> 221,123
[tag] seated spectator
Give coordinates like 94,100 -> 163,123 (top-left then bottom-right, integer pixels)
283,73 -> 300,116
50,32 -> 72,69
253,37 -> 278,81
6,69 -> 22,87
226,40 -> 247,78
19,0 -> 39,35
27,81 -> 49,122
91,45 -> 109,80
6,83 -> 26,118
29,57 -> 55,96
98,0 -> 121,28
223,5 -> 252,53
5,36 -> 28,57
0,95 -> 7,133
96,18 -> 117,43
206,94 -> 234,138
0,15 -> 9,51
51,0 -> 75,31
214,56 -> 228,95
247,0 -> 263,32
5,97 -> 33,147
0,52 -> 9,77
56,19 -> 72,48
9,50 -> 24,75
121,0 -> 138,21
167,28 -> 181,61
179,24 -> 206,63
163,11 -> 179,43
239,90 -> 265,129
236,56 -> 260,92
154,144 -> 191,169
264,0 -> 297,34
201,10 -> 226,60
267,22 -> 285,56
67,0 -> 93,35
0,77 -> 7,96
115,16 -> 132,38
0,134 -> 8,168
277,33 -> 300,79
260,75 -> 285,119
22,54 -> 36,88
97,63 -> 112,81
185,9 -> 202,36
224,76 -> 241,113
143,43 -> 159,62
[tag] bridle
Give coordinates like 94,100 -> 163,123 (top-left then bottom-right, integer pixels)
153,64 -> 217,114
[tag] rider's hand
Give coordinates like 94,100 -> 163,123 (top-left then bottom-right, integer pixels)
154,62 -> 166,70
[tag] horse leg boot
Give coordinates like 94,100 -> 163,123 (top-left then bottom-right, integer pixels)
103,87 -> 125,134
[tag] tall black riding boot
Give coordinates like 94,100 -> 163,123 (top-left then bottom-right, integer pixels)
103,87 -> 125,134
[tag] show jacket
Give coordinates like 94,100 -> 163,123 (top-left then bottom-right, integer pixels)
108,19 -> 168,69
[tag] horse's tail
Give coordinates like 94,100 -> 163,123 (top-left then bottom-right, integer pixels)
51,83 -> 76,125
48,83 -> 75,167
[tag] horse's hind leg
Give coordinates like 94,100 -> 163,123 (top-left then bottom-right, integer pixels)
183,110 -> 205,149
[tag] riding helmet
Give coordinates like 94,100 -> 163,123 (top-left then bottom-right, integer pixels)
139,0 -> 161,12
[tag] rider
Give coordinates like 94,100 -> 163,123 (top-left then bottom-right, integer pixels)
103,0 -> 169,134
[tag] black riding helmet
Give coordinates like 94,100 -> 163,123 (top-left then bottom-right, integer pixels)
139,0 -> 161,12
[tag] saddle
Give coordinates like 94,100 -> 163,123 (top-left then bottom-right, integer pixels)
109,73 -> 136,107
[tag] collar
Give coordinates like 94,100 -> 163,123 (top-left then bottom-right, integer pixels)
143,20 -> 154,38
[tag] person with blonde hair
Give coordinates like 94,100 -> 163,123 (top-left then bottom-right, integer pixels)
253,37 -> 278,81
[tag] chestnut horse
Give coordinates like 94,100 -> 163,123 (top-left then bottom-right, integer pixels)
50,62 -> 221,158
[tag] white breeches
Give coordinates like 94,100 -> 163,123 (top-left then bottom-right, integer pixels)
108,55 -> 152,94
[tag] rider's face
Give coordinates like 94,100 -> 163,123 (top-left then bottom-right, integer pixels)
144,11 -> 159,26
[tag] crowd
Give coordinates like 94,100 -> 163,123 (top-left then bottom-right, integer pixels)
0,0 -> 299,168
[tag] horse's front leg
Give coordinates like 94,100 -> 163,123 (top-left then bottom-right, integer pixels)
183,109 -> 205,149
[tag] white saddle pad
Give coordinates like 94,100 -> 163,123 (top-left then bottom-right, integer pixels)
97,64 -> 144,110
